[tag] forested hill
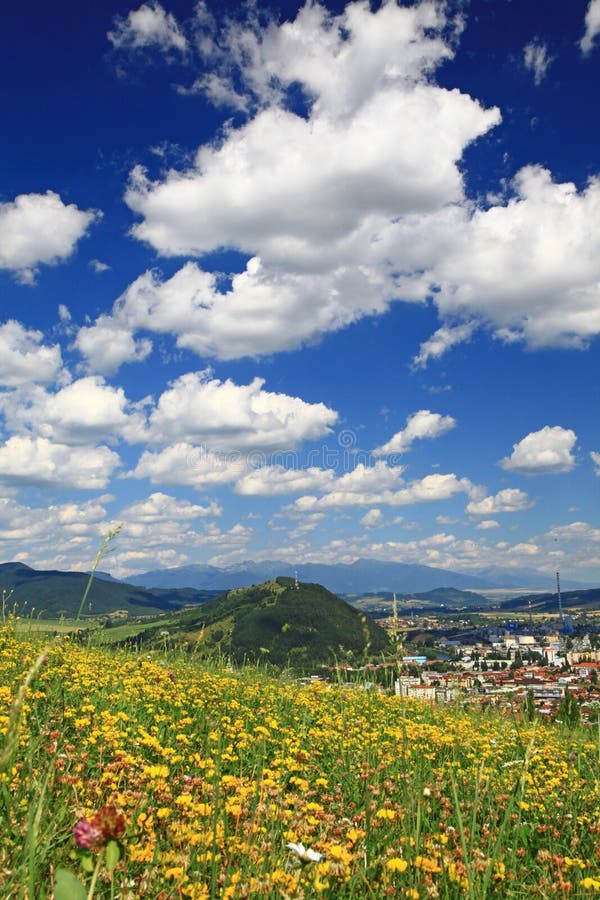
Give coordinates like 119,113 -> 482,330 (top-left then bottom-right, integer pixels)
0,562 -> 219,618
136,576 -> 392,666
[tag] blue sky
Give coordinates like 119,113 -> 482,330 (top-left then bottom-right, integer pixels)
1,0 -> 599,584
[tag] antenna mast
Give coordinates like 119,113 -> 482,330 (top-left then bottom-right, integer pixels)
556,570 -> 564,624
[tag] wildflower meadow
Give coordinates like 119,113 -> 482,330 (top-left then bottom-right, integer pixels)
2,621 -> 600,898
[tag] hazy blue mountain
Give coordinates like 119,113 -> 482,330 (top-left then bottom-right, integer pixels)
124,557 -> 585,594
474,567 -> 592,592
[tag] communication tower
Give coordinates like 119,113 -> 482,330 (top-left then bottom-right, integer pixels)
556,570 -> 564,624
294,570 -> 299,590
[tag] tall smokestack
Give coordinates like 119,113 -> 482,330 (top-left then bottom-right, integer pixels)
556,571 -> 564,624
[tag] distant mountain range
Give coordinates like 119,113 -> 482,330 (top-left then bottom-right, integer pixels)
125,558 -> 589,594
0,560 -> 596,623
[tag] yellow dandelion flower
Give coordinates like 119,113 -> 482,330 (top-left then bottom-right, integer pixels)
376,808 -> 397,821
386,857 -> 408,873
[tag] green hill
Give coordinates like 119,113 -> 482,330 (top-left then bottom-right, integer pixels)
500,587 -> 600,613
136,576 -> 392,667
345,586 -> 489,617
0,562 -> 219,618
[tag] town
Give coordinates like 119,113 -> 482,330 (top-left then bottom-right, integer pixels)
326,606 -> 600,725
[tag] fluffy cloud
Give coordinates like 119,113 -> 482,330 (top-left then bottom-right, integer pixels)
0,377 -> 146,445
360,508 -> 384,528
523,40 -> 553,84
0,191 -> 98,282
113,520 -> 254,572
0,437 -> 120,489
373,409 -> 456,456
591,451 -> 600,475
509,542 -> 539,556
78,261 -> 398,363
475,519 -> 500,530
75,319 -> 152,375
466,488 -> 534,516
125,443 -> 248,489
292,468 -> 475,511
146,370 -> 338,450
88,2 -> 600,367
105,259 -> 377,365
0,496 -> 118,572
118,371 -> 338,494
0,491 -> 247,576
51,365 -> 336,453
547,521 -> 600,543
581,0 -> 600,54
108,2 -> 187,53
420,167 -> 600,352
192,0 -> 457,116
120,492 -> 221,522
500,425 -> 577,475
126,89 -> 494,260
115,2 -> 499,360
0,496 -> 108,544
235,465 -> 336,496
412,322 -> 476,369
0,321 -> 63,386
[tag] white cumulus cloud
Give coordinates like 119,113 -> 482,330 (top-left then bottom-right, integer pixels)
84,2 -> 600,367
0,497 -> 109,548
0,191 -> 98,282
192,0 -> 457,116
75,319 -> 153,375
117,1 -> 499,360
120,492 -> 221,522
125,443 -> 248,489
108,1 -> 187,53
374,409 -> 456,456
466,488 -> 534,516
235,465 -> 336,496
0,377 -> 147,445
548,521 -> 600,543
292,469 -> 474,511
146,370 -> 338,451
0,321 -> 63,386
421,166 -> 600,351
77,260 -> 397,363
500,425 -> 577,475
581,0 -> 600,54
0,437 -> 120,489
591,451 -> 600,475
